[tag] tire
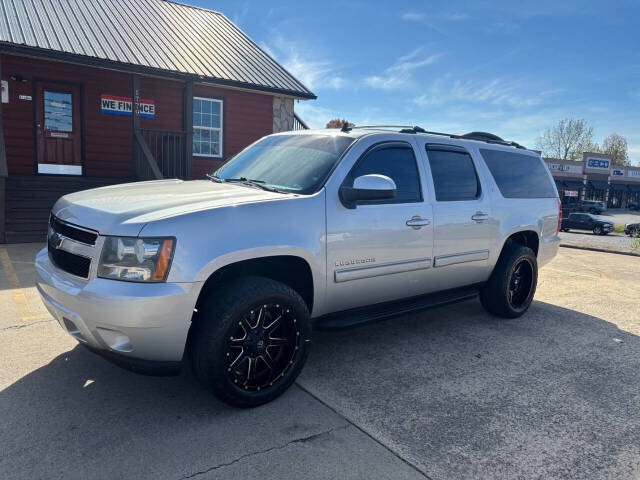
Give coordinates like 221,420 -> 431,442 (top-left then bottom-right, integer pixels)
593,226 -> 602,235
189,276 -> 311,408
480,243 -> 538,319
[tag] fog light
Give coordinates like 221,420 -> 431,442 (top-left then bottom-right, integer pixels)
96,327 -> 133,353
63,317 -> 86,342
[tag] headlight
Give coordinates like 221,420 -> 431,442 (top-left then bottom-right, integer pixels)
98,237 -> 175,282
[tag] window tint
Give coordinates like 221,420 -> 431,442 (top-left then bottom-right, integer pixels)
426,146 -> 480,201
480,149 -> 557,198
351,145 -> 421,203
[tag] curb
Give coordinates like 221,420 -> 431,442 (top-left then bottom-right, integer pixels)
560,244 -> 640,257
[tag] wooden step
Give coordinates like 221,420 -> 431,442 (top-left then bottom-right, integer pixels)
3,175 -> 132,244
4,231 -> 47,244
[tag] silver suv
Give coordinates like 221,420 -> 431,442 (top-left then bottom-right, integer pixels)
36,127 -> 561,407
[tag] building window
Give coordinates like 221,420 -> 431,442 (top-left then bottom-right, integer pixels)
193,97 -> 223,158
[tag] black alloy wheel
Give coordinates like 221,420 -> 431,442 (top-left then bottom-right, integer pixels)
226,303 -> 299,391
593,225 -> 602,235
507,258 -> 534,310
479,243 -> 538,318
190,276 -> 311,408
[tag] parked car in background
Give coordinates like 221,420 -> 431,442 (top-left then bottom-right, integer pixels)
36,127 -> 561,407
627,202 -> 640,211
625,222 -> 640,236
561,212 -> 613,235
580,200 -> 606,214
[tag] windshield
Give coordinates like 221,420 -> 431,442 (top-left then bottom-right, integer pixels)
213,134 -> 355,194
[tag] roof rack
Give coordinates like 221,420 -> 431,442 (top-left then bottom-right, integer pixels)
345,125 -> 527,149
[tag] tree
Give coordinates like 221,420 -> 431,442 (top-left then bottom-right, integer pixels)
326,118 -> 355,129
601,133 -> 629,166
536,118 -> 596,161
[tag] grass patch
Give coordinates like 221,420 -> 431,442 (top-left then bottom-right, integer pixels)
614,224 -> 626,233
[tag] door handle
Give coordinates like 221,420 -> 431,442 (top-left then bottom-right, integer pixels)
406,216 -> 431,229
471,212 -> 489,222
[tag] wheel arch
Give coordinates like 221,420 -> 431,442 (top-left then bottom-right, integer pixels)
193,253 -> 316,320
492,227 -> 541,271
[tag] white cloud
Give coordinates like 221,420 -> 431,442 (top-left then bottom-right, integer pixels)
260,36 -> 345,92
413,78 -> 560,108
365,48 -> 443,90
401,12 -> 425,21
401,12 -> 469,22
231,1 -> 249,26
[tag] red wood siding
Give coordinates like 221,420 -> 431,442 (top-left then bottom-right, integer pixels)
1,54 -> 275,180
192,84 -> 273,179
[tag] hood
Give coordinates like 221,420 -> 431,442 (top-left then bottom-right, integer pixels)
53,179 -> 290,236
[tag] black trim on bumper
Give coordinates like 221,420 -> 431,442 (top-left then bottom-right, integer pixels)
81,344 -> 182,377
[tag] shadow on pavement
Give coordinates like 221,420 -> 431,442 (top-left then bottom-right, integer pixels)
0,342 -> 345,480
2,297 -> 639,479
300,298 -> 640,480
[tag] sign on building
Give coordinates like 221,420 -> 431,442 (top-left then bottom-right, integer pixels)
611,169 -> 625,176
586,158 -> 610,170
564,190 -> 578,197
629,170 -> 640,179
100,94 -> 155,119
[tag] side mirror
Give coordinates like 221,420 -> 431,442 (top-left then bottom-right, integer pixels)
339,174 -> 397,209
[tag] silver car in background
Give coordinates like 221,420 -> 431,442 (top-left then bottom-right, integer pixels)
36,126 -> 560,407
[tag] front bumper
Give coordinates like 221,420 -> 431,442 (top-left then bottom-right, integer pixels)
35,248 -> 202,372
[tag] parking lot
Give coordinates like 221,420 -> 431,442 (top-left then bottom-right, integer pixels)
2,244 -> 640,479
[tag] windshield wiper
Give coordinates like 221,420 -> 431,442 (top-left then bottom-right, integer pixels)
224,177 -> 284,193
205,173 -> 223,183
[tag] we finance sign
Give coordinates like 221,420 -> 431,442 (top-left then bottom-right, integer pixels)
100,94 -> 155,119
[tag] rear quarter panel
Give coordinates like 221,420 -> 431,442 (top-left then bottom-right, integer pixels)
469,145 -> 560,270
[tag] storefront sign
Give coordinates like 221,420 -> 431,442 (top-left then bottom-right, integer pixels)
100,94 -> 155,119
586,158 -> 610,170
547,162 -> 582,174
18,94 -> 32,101
1,80 -> 7,103
611,169 -> 625,176
629,170 -> 640,178
564,190 -> 578,197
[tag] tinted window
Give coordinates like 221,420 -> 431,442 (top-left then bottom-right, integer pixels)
426,146 -> 480,201
216,134 -> 355,194
480,149 -> 557,198
351,145 -> 421,203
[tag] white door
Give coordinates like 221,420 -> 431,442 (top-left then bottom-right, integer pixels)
325,140 -> 434,312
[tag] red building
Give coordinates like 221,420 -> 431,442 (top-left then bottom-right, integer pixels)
0,0 -> 314,243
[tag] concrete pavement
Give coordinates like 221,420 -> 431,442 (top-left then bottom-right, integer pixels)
1,244 -> 640,479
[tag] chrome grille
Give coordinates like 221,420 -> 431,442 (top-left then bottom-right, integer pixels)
48,216 -> 97,278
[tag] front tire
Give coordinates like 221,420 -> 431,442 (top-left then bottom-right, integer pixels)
480,243 -> 538,318
190,276 -> 311,408
593,226 -> 602,235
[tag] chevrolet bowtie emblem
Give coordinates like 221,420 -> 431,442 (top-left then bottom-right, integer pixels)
51,232 -> 64,250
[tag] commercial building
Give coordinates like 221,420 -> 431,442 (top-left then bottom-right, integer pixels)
0,0 -> 314,243
544,152 -> 640,209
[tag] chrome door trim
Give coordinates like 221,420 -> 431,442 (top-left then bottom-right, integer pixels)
433,250 -> 490,268
335,257 -> 431,283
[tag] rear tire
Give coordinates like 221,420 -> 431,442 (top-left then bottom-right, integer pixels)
189,276 -> 311,408
480,243 -> 538,319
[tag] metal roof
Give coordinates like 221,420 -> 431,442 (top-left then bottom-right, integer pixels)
0,0 -> 316,99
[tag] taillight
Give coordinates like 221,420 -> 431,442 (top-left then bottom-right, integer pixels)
557,197 -> 562,234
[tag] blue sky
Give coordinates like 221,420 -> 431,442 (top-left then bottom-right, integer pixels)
191,0 -> 640,164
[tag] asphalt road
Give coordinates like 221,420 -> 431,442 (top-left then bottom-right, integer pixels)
1,244 -> 640,479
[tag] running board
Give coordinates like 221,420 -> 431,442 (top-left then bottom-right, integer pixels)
313,285 -> 480,331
